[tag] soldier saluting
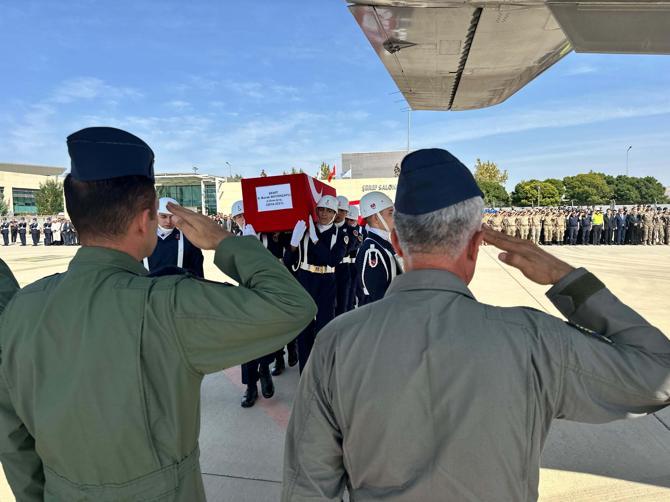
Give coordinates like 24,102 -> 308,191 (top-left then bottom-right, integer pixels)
0,127 -> 316,500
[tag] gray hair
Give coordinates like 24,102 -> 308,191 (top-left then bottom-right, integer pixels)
394,196 -> 484,257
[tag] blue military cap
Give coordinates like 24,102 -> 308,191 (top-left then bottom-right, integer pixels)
67,127 -> 154,181
395,148 -> 483,215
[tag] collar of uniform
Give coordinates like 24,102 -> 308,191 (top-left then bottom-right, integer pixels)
366,231 -> 394,252
69,246 -> 148,275
386,269 -> 475,299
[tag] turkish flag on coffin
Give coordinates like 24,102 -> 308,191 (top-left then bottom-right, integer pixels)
241,173 -> 337,233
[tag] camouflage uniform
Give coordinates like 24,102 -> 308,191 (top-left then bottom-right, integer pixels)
531,212 -> 542,245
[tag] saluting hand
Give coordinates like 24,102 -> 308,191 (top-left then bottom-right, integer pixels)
167,203 -> 231,250
482,227 -> 575,285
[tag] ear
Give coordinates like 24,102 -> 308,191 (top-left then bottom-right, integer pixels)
468,229 -> 484,261
391,229 -> 404,257
137,208 -> 154,236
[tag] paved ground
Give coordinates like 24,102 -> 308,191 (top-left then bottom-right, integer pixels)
1,242 -> 670,501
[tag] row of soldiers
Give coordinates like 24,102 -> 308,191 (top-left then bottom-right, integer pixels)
0,216 -> 79,246
485,206 -> 670,246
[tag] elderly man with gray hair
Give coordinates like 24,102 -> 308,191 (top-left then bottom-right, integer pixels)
282,148 -> 670,502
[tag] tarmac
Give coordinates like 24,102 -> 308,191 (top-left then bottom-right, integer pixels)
1,241 -> 670,501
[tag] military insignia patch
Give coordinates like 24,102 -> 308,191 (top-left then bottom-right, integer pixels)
353,230 -> 359,237
369,254 -> 378,268
344,236 -> 349,245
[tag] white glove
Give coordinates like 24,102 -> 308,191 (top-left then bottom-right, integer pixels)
291,220 -> 307,247
242,224 -> 258,238
308,215 -> 318,244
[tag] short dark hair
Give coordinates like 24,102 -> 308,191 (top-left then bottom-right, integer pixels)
64,174 -> 156,239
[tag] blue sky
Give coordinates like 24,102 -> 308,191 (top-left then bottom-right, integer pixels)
1,0 -> 669,190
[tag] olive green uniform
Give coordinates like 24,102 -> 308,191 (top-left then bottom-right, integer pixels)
283,268 -> 670,501
531,213 -> 542,245
0,237 -> 316,501
0,259 -> 19,313
543,213 -> 554,244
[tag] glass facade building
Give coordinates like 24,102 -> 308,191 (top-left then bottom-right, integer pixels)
12,187 -> 37,214
155,176 -> 221,215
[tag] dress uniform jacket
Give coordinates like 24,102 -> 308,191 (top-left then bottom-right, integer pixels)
0,237 -> 317,501
0,259 -> 19,312
355,230 -> 402,306
283,268 -> 670,501
145,229 -> 204,278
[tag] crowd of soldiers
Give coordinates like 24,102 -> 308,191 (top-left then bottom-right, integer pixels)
485,205 -> 670,246
0,216 -> 79,247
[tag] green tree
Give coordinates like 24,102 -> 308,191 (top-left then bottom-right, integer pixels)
511,180 -> 561,207
0,198 -> 8,216
608,175 -> 639,204
478,180 -> 509,207
35,178 -> 64,215
637,176 -> 669,204
319,162 -> 331,180
544,178 -> 565,199
474,159 -> 508,185
563,172 -> 613,205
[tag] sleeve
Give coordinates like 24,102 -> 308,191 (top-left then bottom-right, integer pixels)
540,268 -> 670,423
0,260 -> 19,312
156,236 -> 317,374
186,242 -> 205,279
0,371 -> 45,501
282,330 -> 346,501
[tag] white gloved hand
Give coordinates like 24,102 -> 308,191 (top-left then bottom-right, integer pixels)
290,220 -> 307,247
242,224 -> 258,238
308,216 -> 318,244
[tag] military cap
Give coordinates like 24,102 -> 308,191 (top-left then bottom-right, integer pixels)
67,127 -> 154,182
396,148 -> 483,215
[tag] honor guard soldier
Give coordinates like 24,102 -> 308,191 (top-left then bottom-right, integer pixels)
284,147 -> 670,502
17,217 -> 27,246
228,200 -> 278,407
355,191 -> 402,306
334,195 -> 355,316
1,218 -> 9,246
43,217 -> 53,246
0,126 -> 316,501
284,194 -> 347,372
344,205 -> 364,311
144,197 -> 204,277
29,217 -> 41,246
9,218 -> 17,243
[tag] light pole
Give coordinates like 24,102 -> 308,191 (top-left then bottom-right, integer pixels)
225,161 -> 232,180
626,146 -> 632,176
537,184 -> 541,208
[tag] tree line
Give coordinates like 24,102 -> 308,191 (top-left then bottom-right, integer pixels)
474,159 -> 669,207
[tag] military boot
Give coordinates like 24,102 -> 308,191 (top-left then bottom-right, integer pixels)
259,366 -> 275,399
241,384 -> 258,408
287,344 -> 298,367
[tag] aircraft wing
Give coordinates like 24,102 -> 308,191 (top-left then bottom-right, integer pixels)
347,0 -> 670,111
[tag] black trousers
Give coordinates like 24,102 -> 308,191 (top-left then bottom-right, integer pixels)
592,225 -> 602,245
241,354 -> 274,386
11,230 -> 16,243
296,270 -> 336,373
19,231 -> 26,246
44,231 -> 52,246
31,231 -> 40,245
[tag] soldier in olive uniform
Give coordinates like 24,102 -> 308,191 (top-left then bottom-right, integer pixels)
542,210 -> 554,245
530,210 -> 542,245
0,127 -> 317,501
555,210 -> 566,245
284,148 -> 670,502
517,210 -> 530,240
0,259 -> 19,311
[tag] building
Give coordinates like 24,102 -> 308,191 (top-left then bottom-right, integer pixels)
340,151 -> 407,179
154,173 -> 227,215
0,163 -> 66,215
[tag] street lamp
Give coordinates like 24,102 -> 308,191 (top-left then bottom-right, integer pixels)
537,184 -> 541,208
225,161 -> 232,180
626,146 -> 632,176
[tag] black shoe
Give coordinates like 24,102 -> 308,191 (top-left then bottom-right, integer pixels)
271,356 -> 285,376
287,346 -> 298,367
241,385 -> 258,408
259,369 -> 275,399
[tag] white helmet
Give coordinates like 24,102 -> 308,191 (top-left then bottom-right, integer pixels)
158,197 -> 179,215
336,195 -> 350,212
231,200 -> 244,218
359,191 -> 394,218
316,195 -> 338,212
346,205 -> 360,221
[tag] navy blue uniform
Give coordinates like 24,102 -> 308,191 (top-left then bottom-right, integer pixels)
284,224 -> 347,372
355,230 -> 402,306
580,215 -> 592,245
18,221 -> 27,246
146,229 -> 204,278
1,221 -> 9,246
567,215 -> 579,245
335,223 -> 360,316
43,221 -> 53,246
29,221 -> 40,246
